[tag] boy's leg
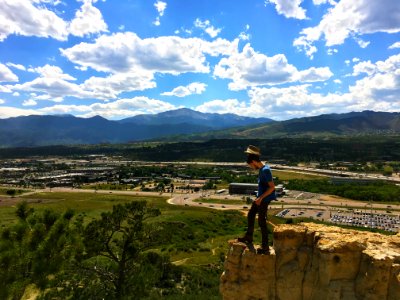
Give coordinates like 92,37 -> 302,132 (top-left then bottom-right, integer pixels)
238,201 -> 258,243
257,200 -> 270,249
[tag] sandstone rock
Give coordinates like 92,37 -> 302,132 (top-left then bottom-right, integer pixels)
220,223 -> 400,300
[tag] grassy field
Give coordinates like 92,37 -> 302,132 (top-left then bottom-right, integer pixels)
0,187 -> 30,196
1,192 -> 248,265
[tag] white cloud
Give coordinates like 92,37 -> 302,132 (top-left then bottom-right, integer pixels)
12,92 -> 20,96
238,24 -> 251,41
294,0 -> 400,58
6,62 -> 26,71
239,32 -> 250,41
0,63 -> 18,82
0,0 -> 69,41
312,0 -> 336,5
0,0 -> 107,41
61,32 -> 236,75
10,63 -> 156,101
348,54 -> 400,105
82,72 -> 156,99
161,82 -> 207,97
22,99 -> 37,106
38,97 -> 178,120
195,85 -> 351,120
295,67 -> 333,82
354,37 -> 370,48
265,0 -> 307,20
0,106 -> 39,118
69,0 -> 108,37
0,99 -> 4,104
0,85 -> 12,93
327,48 -> 338,55
196,99 -> 248,115
352,60 -> 376,76
153,1 -> 167,26
194,19 -> 222,38
28,64 -> 77,81
12,77 -> 93,101
389,41 -> 400,49
197,54 -> 400,119
214,44 -> 332,90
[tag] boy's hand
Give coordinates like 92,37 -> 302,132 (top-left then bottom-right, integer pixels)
254,197 -> 262,206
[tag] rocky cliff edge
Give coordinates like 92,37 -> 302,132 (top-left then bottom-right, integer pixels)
220,223 -> 400,300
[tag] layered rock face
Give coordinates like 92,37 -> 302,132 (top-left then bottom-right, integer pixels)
220,223 -> 400,300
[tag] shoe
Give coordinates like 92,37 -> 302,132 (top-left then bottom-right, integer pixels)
237,236 -> 253,244
257,247 -> 270,255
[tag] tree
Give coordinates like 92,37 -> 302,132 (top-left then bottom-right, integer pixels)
6,189 -> 17,197
0,205 -> 78,299
383,165 -> 394,176
45,201 -> 178,300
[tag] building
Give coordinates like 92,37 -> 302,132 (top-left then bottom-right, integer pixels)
229,183 -> 257,195
229,182 -> 285,197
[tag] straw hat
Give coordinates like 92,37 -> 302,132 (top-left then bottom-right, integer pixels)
244,145 -> 261,156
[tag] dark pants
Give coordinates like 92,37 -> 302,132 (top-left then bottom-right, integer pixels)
245,200 -> 270,247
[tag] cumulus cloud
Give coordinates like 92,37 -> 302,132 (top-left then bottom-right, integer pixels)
198,53 -> 400,119
213,44 -> 332,90
12,77 -> 93,101
352,60 -> 376,76
349,54 -> 400,105
69,0 -> 108,37
265,0 -> 307,20
294,0 -> 400,58
61,32 -> 236,74
6,62 -> 26,71
0,0 -> 107,41
0,106 -> 39,118
28,64 -> 77,81
195,99 -> 248,115
0,63 -> 18,82
389,41 -> 400,49
153,1 -> 167,26
0,99 -> 4,104
0,0 -> 68,41
82,72 -> 156,99
312,0 -> 336,5
38,97 -> 178,119
194,19 -> 222,38
9,62 -> 157,101
194,85 -> 351,120
161,82 -> 207,97
22,99 -> 38,106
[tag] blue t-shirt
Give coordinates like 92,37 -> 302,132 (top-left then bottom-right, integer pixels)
258,165 -> 276,203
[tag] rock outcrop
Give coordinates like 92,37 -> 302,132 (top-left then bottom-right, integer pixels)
220,223 -> 400,300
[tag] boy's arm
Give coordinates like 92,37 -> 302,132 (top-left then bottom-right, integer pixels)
254,181 -> 275,206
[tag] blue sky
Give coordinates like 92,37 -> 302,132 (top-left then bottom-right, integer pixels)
0,0 -> 399,120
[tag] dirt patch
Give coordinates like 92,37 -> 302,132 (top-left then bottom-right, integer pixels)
319,194 -> 350,202
0,197 -> 53,207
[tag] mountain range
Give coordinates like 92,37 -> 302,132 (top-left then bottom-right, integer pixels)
0,109 -> 398,147
0,108 -> 272,147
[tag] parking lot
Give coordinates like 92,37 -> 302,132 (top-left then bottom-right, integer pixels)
330,211 -> 400,233
275,208 -> 330,221
275,208 -> 400,233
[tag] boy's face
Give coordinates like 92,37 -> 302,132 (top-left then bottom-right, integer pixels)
246,156 -> 257,169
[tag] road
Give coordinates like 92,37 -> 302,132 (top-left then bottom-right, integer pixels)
2,186 -> 399,219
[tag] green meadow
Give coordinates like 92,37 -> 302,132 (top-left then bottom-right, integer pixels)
7,192 -> 250,264
0,191 -> 255,299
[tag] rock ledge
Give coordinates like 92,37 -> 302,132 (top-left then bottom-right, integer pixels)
220,223 -> 400,300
